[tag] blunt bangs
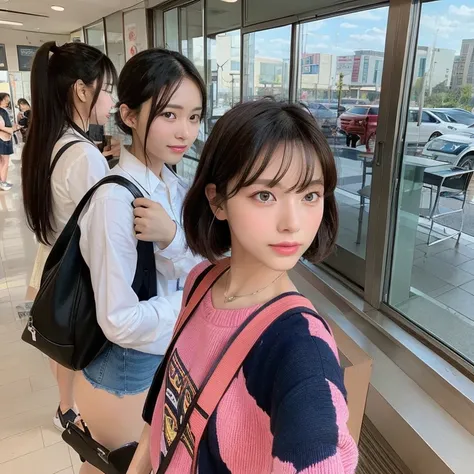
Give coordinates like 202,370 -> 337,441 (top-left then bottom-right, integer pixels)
183,99 -> 339,262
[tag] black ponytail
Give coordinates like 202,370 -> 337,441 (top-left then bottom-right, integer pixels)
21,41 -> 117,245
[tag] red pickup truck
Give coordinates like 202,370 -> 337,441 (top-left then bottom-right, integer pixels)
338,105 -> 379,151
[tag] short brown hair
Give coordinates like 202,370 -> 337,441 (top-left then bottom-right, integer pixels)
183,100 -> 338,263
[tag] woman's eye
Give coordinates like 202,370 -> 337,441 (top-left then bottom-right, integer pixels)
255,191 -> 275,203
190,114 -> 201,122
162,112 -> 176,119
303,192 -> 319,202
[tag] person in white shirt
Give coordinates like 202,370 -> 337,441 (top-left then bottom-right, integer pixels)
21,41 -> 117,431
74,49 -> 206,473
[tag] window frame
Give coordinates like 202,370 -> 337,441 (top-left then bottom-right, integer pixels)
150,0 -> 474,374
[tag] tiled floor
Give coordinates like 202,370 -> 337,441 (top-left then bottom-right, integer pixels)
0,158 -> 83,474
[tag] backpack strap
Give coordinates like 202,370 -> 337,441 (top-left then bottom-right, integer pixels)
49,140 -> 90,178
48,175 -> 157,302
189,293 -> 319,473
142,259 -> 230,426
174,258 -> 230,337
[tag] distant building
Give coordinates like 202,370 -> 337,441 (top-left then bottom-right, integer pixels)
414,46 -> 456,92
300,53 -> 334,95
335,56 -> 354,86
351,50 -> 384,86
452,39 -> 474,88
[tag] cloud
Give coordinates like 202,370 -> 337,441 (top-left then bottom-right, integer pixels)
341,23 -> 358,29
270,38 -> 291,46
349,27 -> 386,45
304,20 -> 326,33
449,5 -> 474,18
420,14 -> 461,39
305,43 -> 329,51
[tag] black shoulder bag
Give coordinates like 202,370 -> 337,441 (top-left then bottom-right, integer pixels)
21,161 -> 157,370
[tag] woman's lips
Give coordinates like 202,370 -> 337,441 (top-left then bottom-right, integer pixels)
167,145 -> 187,153
269,242 -> 302,256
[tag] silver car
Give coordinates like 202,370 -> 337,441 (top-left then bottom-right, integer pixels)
422,131 -> 474,170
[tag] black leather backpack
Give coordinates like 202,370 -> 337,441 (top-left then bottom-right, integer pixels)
22,167 -> 156,370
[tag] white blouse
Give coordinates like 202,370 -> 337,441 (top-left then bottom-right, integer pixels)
50,128 -> 109,241
79,146 -> 202,355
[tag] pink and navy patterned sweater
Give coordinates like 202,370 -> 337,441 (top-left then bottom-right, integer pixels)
143,261 -> 358,473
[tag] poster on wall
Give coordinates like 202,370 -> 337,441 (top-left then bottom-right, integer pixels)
17,45 -> 39,72
0,44 -> 8,71
125,24 -> 139,59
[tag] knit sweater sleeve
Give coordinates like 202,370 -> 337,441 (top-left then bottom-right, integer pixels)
243,312 -> 358,474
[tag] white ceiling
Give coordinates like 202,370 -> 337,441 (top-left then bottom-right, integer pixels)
0,0 -> 141,35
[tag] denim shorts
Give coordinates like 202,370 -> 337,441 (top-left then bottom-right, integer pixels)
83,344 -> 163,397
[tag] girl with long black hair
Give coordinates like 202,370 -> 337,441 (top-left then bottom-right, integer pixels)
21,41 -> 117,431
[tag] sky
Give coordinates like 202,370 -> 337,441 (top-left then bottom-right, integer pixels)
251,1 -> 474,60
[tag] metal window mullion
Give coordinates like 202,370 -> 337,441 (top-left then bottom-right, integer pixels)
289,22 -> 300,102
363,0 -> 421,308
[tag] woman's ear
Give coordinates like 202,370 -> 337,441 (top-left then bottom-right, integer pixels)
119,104 -> 138,131
73,80 -> 87,104
205,184 -> 227,221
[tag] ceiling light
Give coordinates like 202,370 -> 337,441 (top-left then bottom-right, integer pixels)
51,5 -> 65,11
0,20 -> 23,26
220,0 -> 238,2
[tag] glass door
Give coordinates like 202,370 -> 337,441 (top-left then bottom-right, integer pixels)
162,0 -> 204,75
85,21 -> 106,54
242,25 -> 292,102
296,7 -> 390,286
387,0 -> 474,365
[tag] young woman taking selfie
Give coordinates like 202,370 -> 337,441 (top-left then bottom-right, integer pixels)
21,41 -> 117,431
129,100 -> 358,474
74,48 -> 205,474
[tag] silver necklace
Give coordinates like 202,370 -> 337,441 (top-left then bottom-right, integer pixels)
224,270 -> 285,303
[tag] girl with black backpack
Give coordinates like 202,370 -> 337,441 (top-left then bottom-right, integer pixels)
21,41 -> 117,432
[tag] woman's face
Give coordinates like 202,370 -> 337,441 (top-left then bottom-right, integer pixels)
90,85 -> 114,126
1,96 -> 10,108
132,77 -> 203,166
214,145 -> 325,273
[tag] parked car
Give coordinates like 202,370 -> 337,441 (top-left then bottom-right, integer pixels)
429,108 -> 474,126
405,109 -> 468,144
422,132 -> 474,170
305,102 -> 346,136
339,106 -> 469,153
337,105 -> 379,148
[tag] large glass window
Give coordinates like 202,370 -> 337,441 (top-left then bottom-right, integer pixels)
164,9 -> 179,51
180,1 -> 204,78
243,25 -> 292,102
388,0 -> 474,363
70,29 -> 84,43
162,2 -> 204,77
297,8 -> 389,285
208,30 -> 241,129
105,12 -> 125,74
206,0 -> 242,131
85,21 -> 106,54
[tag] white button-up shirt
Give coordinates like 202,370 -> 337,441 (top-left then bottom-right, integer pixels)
79,147 -> 201,355
51,128 -> 109,240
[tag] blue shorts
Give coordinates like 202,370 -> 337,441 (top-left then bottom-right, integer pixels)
83,344 -> 163,397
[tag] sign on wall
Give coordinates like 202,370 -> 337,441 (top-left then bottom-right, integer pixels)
0,44 -> 7,71
17,45 -> 39,72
